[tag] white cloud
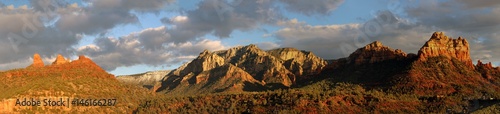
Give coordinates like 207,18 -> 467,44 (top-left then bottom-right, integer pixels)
171,16 -> 188,23
256,42 -> 280,50
77,27 -> 228,71
278,0 -> 344,15
274,14 -> 433,59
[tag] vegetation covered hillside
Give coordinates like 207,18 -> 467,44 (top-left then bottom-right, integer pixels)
0,55 -> 155,113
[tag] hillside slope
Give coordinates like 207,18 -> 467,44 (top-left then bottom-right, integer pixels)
0,55 -> 154,113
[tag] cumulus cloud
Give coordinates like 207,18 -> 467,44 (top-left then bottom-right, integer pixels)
160,0 -> 281,43
273,0 -> 500,64
275,23 -> 360,59
78,26 -> 227,71
0,6 -> 81,65
274,11 -> 432,59
278,0 -> 344,15
57,0 -> 175,35
0,0 -> 176,71
74,0 -> 345,71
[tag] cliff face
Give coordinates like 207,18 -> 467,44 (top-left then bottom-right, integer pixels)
417,32 -> 473,68
172,50 -> 226,77
267,48 -> 327,77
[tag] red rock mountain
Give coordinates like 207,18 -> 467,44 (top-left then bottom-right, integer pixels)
417,32 -> 473,68
318,32 -> 500,97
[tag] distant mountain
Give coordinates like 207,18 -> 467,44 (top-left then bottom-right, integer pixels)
117,70 -> 171,89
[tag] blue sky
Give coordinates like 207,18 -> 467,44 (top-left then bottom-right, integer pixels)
0,0 -> 499,75
106,0 -> 388,75
97,0 -> 388,75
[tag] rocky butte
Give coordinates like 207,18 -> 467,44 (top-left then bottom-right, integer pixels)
27,53 -> 44,68
417,32 -> 473,68
51,54 -> 70,65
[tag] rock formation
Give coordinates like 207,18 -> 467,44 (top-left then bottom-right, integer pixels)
52,54 -> 70,65
417,32 -> 473,68
158,44 -> 327,94
348,41 -> 407,65
267,48 -> 327,76
27,53 -> 44,68
477,60 -> 494,69
476,60 -> 500,80
174,49 -> 225,77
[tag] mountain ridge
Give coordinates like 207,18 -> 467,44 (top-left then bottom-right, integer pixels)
119,32 -> 500,98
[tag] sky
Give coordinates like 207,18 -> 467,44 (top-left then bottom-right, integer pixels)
0,0 -> 499,76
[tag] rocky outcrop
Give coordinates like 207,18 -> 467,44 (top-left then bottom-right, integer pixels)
177,50 -> 225,76
477,60 -> 494,69
213,45 -> 293,86
476,60 -> 500,80
417,32 -> 473,68
267,48 -> 327,76
52,54 -> 70,65
348,41 -> 407,65
27,53 -> 44,68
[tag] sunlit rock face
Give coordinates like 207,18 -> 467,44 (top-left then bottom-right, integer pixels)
52,54 -> 70,65
27,53 -> 44,68
418,32 -> 473,68
159,44 -> 328,94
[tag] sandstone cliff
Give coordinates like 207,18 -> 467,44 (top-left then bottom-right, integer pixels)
267,48 -> 327,77
417,32 -> 473,68
171,49 -> 225,77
